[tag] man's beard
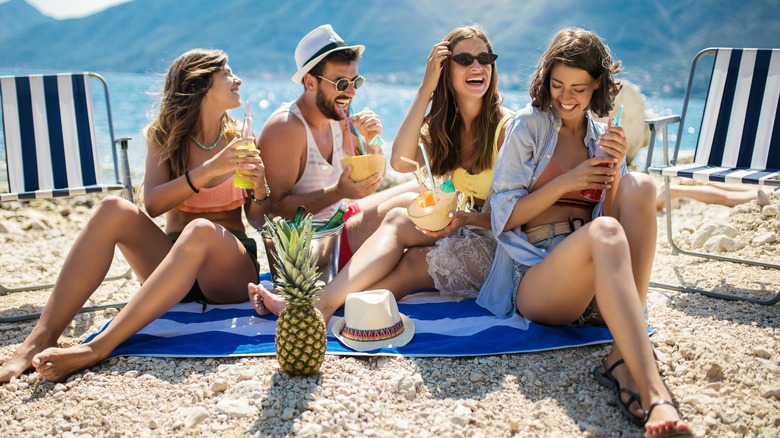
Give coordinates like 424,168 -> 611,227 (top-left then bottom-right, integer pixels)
315,87 -> 346,121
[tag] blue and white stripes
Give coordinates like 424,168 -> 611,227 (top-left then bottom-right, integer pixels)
87,276 -> 616,358
1,73 -> 123,201
652,48 -> 780,186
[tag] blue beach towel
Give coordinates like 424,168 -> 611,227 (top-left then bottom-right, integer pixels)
87,273 -> 616,358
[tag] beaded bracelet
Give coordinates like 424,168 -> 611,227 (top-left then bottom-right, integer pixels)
184,170 -> 199,193
250,180 -> 271,205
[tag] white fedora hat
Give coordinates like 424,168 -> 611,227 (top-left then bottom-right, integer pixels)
291,24 -> 365,85
332,289 -> 415,351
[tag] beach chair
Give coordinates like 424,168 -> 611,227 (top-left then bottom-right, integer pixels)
645,48 -> 780,305
0,73 -> 134,320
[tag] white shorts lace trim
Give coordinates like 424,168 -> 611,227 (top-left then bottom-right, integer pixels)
426,226 -> 497,302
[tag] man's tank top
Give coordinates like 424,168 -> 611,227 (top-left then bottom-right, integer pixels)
272,102 -> 346,220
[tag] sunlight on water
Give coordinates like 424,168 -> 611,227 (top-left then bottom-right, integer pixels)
0,70 -> 699,190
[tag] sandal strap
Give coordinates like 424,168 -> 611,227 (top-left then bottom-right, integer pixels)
605,357 -> 626,377
644,399 -> 676,423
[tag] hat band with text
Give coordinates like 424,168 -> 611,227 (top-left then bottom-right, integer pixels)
303,41 -> 347,66
340,320 -> 405,342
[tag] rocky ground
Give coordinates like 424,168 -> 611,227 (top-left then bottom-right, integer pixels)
0,184 -> 779,437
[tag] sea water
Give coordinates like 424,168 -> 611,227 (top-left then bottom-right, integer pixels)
0,70 -> 701,187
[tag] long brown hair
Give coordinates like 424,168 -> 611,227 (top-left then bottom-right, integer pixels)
529,28 -> 622,118
145,48 -> 239,179
421,25 -> 503,176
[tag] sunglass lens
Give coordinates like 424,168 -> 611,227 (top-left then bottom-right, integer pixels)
335,78 -> 349,92
476,53 -> 498,65
354,76 -> 365,90
451,53 -> 473,66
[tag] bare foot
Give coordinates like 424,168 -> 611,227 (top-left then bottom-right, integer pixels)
31,344 -> 105,383
0,337 -> 58,383
644,400 -> 692,438
247,283 -> 271,316
249,283 -> 287,316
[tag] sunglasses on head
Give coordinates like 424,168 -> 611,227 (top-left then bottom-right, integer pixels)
450,52 -> 498,66
317,75 -> 366,92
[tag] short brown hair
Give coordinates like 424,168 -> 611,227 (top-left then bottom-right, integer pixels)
529,28 -> 622,118
307,48 -> 361,84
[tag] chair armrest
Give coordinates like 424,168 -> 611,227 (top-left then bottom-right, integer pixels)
644,115 -> 682,172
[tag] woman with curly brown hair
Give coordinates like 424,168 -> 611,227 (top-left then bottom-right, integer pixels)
0,48 -> 270,383
251,25 -> 512,323
477,28 -> 692,437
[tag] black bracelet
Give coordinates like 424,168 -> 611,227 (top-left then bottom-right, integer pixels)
184,170 -> 199,193
249,181 -> 271,205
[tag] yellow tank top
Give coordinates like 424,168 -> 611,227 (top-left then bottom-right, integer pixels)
451,114 -> 512,209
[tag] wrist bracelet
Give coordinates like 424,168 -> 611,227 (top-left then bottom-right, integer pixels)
184,170 -> 199,193
250,180 -> 271,205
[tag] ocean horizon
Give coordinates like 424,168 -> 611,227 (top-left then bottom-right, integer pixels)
0,69 -> 702,186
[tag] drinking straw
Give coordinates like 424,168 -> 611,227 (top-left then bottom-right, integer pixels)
614,104 -> 624,127
400,156 -> 426,199
243,100 -> 252,137
338,106 -> 357,156
349,104 -> 367,155
418,144 -> 438,204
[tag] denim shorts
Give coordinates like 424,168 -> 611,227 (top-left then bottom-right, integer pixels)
512,234 -> 598,326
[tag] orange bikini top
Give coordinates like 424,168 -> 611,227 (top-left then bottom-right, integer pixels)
531,156 -> 598,209
177,176 -> 247,213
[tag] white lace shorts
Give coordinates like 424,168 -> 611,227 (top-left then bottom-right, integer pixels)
426,226 -> 497,302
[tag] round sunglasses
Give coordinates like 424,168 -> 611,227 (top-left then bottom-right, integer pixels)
450,52 -> 498,66
317,75 -> 366,92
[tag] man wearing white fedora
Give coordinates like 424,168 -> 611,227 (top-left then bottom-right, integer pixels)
257,24 -> 417,271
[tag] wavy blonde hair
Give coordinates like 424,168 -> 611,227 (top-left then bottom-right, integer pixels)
529,28 -> 622,118
145,48 -> 240,179
420,25 -> 503,176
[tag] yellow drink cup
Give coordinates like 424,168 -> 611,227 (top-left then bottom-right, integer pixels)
234,138 -> 256,189
341,154 -> 385,182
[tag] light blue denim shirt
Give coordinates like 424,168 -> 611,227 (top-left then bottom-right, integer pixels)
476,103 -> 628,317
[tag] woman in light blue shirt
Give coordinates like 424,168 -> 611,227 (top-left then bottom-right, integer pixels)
478,28 -> 691,437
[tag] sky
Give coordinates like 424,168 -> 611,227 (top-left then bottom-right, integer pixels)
21,0 -> 133,19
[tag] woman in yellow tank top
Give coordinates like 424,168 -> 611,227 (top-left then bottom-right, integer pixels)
250,25 -> 512,324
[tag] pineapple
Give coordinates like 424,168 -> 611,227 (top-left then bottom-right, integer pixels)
265,214 -> 327,375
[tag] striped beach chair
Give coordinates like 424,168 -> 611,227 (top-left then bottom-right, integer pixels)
645,48 -> 780,305
0,72 -> 133,305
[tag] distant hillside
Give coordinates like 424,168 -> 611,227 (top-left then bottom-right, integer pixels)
1,0 -> 778,97
0,0 -> 54,41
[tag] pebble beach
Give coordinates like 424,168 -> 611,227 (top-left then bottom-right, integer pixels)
1,184 -> 779,437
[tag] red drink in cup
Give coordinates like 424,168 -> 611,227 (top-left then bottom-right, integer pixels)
580,104 -> 623,202
580,162 -> 613,201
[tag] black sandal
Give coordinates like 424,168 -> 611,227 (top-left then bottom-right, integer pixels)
592,355 -> 644,427
644,400 -> 693,437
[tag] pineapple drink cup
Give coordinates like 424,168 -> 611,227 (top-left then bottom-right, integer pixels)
407,190 -> 458,231
264,214 -> 327,376
340,154 -> 385,182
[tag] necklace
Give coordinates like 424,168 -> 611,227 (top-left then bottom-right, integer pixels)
191,129 -> 224,151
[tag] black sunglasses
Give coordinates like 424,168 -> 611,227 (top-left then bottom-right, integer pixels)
450,52 -> 498,66
317,75 -> 366,92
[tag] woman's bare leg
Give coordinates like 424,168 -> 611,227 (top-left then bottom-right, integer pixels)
610,172 -> 657,308
516,217 -> 689,433
347,180 -> 419,250
252,207 -> 437,323
0,196 -> 171,383
31,218 -> 257,382
657,182 -> 760,211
